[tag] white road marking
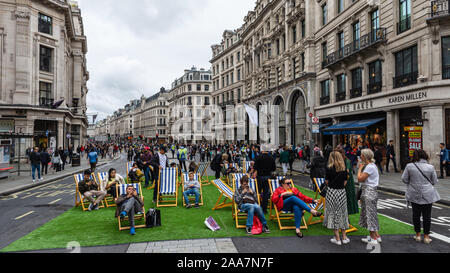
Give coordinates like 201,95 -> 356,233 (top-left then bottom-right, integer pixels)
49,198 -> 62,204
14,211 -> 35,220
379,213 -> 450,244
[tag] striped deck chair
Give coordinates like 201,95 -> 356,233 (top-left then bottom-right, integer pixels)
210,179 -> 234,210
243,161 -> 253,174
232,173 -> 260,229
157,168 -> 178,207
268,178 -> 308,230
195,162 -> 210,185
126,162 -> 134,177
181,172 -> 204,207
116,183 -> 146,231
97,172 -> 116,208
307,178 -> 326,225
74,173 -> 105,211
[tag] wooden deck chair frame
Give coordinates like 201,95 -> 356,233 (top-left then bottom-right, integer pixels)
74,173 -> 105,211
181,172 -> 204,207
307,178 -> 326,225
116,183 -> 146,231
97,172 -> 116,208
195,162 -> 210,185
157,168 -> 179,207
210,179 -> 234,210
268,178 -> 308,230
232,173 -> 260,229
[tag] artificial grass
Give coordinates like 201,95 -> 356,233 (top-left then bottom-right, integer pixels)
1,176 -> 413,252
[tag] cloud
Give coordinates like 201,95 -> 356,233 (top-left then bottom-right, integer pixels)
77,0 -> 255,121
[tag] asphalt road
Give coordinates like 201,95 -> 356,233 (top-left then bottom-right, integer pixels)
1,154 -> 449,252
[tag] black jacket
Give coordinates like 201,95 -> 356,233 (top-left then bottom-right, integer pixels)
308,156 -> 327,179
254,153 -> 276,177
29,151 -> 41,165
386,144 -> 395,157
374,150 -> 383,164
40,152 -> 51,164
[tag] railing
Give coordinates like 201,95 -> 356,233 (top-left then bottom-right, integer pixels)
336,92 -> 346,102
367,81 -> 382,94
397,16 -> 411,34
393,71 -> 418,89
39,98 -> 54,108
320,96 -> 330,106
322,28 -> 386,68
443,64 -> 450,79
350,87 -> 362,99
431,0 -> 450,17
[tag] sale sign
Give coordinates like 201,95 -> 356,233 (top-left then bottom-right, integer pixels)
404,127 -> 423,156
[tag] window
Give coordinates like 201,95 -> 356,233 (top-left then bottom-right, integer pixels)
197,84 -> 201,91
237,69 -> 241,81
301,53 -> 305,71
188,84 -> 192,91
268,43 -> 272,58
353,21 -> 360,50
276,39 -> 280,55
398,0 -> 411,34
39,45 -> 53,72
301,19 -> 305,38
205,84 -> 210,91
336,74 -> 346,102
442,36 -> 450,79
320,80 -> 330,105
394,45 -> 418,88
39,82 -> 53,106
38,13 -> 52,35
337,0 -> 344,14
188,97 -> 192,105
371,9 -> 380,41
322,4 -> 328,26
337,31 -> 344,58
351,68 -> 362,98
205,97 -> 210,105
292,25 -> 297,44
322,42 -> 327,62
292,58 -> 296,79
368,60 -> 382,94
237,52 -> 241,62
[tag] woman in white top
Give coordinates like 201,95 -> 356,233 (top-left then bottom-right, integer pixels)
357,148 -> 381,245
101,168 -> 125,198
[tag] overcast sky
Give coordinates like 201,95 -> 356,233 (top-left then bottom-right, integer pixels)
77,0 -> 255,123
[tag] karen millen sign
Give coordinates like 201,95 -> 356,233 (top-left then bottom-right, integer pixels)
388,91 -> 428,104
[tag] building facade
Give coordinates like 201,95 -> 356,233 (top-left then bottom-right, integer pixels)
0,0 -> 89,154
167,67 -> 213,144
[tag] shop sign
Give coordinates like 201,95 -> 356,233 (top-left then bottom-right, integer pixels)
405,126 -> 423,156
312,124 -> 320,134
388,91 -> 428,105
340,100 -> 374,113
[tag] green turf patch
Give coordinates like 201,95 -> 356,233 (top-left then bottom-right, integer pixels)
1,177 -> 413,252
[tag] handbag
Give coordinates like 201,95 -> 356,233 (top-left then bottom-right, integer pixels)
145,208 -> 161,228
251,216 -> 262,235
319,182 -> 328,198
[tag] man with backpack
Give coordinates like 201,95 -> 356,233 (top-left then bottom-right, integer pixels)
177,145 -> 188,172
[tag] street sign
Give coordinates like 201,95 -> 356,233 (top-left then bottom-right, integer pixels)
312,117 -> 320,124
309,113 -> 313,118
312,124 -> 320,134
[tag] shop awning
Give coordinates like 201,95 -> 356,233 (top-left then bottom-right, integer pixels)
323,118 -> 386,135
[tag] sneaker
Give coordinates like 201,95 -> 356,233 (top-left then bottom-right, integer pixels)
94,204 -> 99,210
88,203 -> 94,211
194,204 -> 200,209
330,238 -> 342,246
424,237 -> 432,244
186,204 -> 192,209
262,225 -> 270,234
413,235 -> 422,242
342,237 -> 351,244
130,227 -> 136,235
361,236 -> 378,245
246,227 -> 252,235
32,180 -> 36,183
120,211 -> 127,220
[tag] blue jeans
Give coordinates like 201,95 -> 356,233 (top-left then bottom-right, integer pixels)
143,166 -> 151,187
183,188 -> 200,205
283,196 -> 312,229
240,203 -> 267,228
31,164 -> 41,180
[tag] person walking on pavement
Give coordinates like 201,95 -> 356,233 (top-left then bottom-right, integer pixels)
386,140 -> 399,173
150,146 -> 169,202
279,146 -> 290,176
177,145 -> 188,173
402,149 -> 440,244
59,147 -> 67,171
254,144 -> 276,214
30,147 -> 42,182
40,148 -> 51,176
374,145 -> 384,175
438,143 -> 449,179
88,148 -> 98,173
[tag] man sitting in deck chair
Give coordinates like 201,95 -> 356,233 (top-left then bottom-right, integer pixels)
115,185 -> 145,236
183,172 -> 201,209
234,175 -> 270,235
78,169 -> 106,211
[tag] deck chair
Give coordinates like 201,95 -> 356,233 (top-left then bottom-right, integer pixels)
116,183 -> 146,231
243,161 -> 253,174
126,162 -> 134,177
224,163 -> 241,186
181,172 -> 204,207
210,178 -> 234,210
97,172 -> 116,208
74,173 -> 105,211
157,168 -> 178,207
195,162 -> 210,185
268,178 -> 308,230
307,178 -> 326,225
232,173 -> 260,229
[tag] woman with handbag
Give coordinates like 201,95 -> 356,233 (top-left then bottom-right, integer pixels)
323,151 -> 350,245
401,149 -> 440,244
357,149 -> 381,245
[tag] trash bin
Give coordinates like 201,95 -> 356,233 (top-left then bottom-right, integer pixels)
72,153 -> 81,167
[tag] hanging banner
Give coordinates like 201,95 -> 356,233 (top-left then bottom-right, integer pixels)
404,126 -> 423,157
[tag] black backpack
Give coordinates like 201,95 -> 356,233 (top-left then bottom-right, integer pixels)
145,208 -> 161,228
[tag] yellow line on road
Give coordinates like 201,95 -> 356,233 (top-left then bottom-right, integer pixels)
49,198 -> 62,204
15,211 -> 35,220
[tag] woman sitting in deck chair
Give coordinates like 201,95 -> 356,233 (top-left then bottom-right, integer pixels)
272,178 -> 323,238
234,175 -> 270,235
103,168 -> 126,199
115,185 -> 145,236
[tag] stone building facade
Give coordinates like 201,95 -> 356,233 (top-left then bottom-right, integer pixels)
0,0 -> 89,154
